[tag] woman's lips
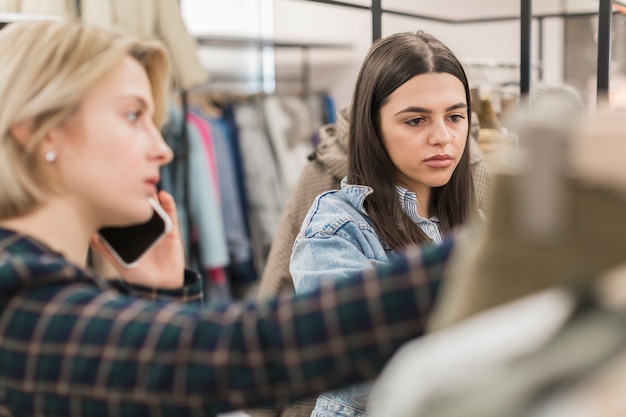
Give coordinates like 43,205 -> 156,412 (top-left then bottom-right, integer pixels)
423,154 -> 453,168
145,177 -> 160,193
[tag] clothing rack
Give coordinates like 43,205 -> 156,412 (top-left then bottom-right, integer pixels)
194,35 -> 351,95
296,0 -> 615,100
461,59 -> 530,91
64,1 -> 618,105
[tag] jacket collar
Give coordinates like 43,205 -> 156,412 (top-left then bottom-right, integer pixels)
340,177 -> 374,212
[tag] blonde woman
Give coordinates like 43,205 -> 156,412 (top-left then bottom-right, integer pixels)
0,20 -> 456,416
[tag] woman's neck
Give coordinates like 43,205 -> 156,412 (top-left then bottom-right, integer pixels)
0,200 -> 92,266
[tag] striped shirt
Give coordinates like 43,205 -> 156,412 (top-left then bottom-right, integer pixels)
395,186 -> 444,244
0,227 -> 452,417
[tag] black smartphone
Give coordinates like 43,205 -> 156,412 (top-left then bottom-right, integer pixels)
98,197 -> 173,268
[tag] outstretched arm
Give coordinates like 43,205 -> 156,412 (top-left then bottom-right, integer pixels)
0,238 -> 453,416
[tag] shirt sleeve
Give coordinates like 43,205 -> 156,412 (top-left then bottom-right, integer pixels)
111,268 -> 203,304
0,238 -> 453,416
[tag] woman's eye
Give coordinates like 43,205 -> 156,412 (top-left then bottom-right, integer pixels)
126,111 -> 142,122
407,117 -> 425,126
449,114 -> 465,123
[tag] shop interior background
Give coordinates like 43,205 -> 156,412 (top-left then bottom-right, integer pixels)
181,0 -> 626,111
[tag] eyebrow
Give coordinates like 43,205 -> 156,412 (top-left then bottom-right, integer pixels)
394,103 -> 468,116
117,95 -> 152,111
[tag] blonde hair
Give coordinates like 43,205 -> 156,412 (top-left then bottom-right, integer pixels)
0,20 -> 171,219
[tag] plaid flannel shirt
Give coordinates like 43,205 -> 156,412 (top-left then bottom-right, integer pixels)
0,227 -> 452,417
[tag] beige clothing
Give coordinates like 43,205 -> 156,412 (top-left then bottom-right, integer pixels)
0,0 -> 207,90
430,112 -> 626,330
0,0 -> 75,17
477,128 -> 518,168
370,287 -> 575,417
81,0 -> 206,90
256,108 -> 350,302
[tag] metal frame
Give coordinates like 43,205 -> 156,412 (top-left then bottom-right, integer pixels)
195,35 -> 351,94
296,0 -> 614,99
520,0 -> 532,95
597,0 -> 613,97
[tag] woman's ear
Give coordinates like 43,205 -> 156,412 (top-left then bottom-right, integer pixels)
9,121 -> 34,147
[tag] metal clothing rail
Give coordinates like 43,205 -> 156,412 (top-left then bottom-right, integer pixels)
20,0 -> 617,99
194,35 -> 351,95
295,0 -> 615,99
521,0 -> 532,96
598,0 -> 613,98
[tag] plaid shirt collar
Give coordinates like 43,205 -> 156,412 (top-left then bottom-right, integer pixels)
0,227 -> 100,299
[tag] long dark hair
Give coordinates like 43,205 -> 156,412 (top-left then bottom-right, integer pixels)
348,31 -> 477,250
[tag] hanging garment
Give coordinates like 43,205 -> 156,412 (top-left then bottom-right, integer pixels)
185,120 -> 229,271
187,111 -> 220,200
256,107 -> 350,301
233,99 -> 288,277
222,102 -> 253,243
429,92 -> 594,331
160,104 -> 191,259
369,287 -> 576,417
262,95 -> 317,192
191,107 -> 256,286
477,127 -> 518,168
533,335 -> 626,417
371,287 -> 626,417
81,0 -> 206,90
161,104 -> 228,272
0,0 -> 75,17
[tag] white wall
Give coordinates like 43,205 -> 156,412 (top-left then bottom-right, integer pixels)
181,0 -> 274,93
182,0 -> 573,106
273,0 -> 569,108
272,0 -> 371,109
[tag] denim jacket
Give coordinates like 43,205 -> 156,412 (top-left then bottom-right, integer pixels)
291,178 -> 442,294
290,178 -> 443,417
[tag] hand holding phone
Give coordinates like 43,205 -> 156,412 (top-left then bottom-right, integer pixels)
92,191 -> 186,289
98,197 -> 172,268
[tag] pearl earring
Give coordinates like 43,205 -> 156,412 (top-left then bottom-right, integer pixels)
45,150 -> 56,162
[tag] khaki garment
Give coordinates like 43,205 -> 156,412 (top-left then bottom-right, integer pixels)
0,0 -> 206,90
430,172 -> 626,331
0,0 -> 75,17
477,128 -> 518,169
256,108 -> 350,302
430,107 -> 626,331
81,0 -> 206,90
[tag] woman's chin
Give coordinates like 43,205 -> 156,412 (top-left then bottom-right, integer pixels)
133,209 -> 154,225
103,209 -> 153,228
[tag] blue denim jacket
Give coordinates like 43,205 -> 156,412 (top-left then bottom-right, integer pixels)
291,178 -> 442,294
290,178 -> 443,417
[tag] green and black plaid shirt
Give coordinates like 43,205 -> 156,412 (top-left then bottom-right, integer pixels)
0,227 -> 451,417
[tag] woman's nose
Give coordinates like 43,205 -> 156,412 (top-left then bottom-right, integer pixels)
149,124 -> 174,165
158,138 -> 174,166
428,120 -> 453,146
